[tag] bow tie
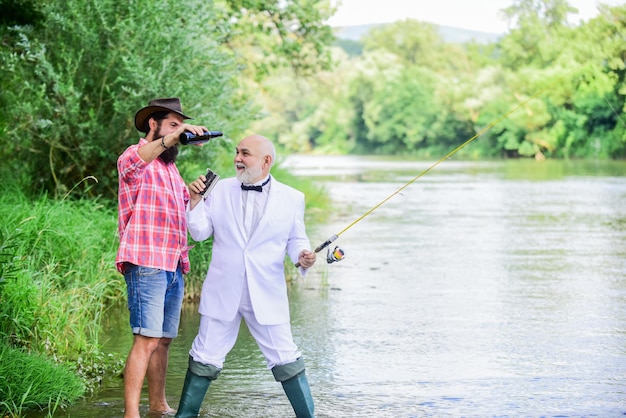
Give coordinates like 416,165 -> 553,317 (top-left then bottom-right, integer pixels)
241,177 -> 270,192
241,184 -> 262,192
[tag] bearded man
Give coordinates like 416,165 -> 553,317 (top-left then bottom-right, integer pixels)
116,97 -> 208,418
176,134 -> 317,417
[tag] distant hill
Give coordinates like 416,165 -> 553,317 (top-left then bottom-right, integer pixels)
333,23 -> 502,44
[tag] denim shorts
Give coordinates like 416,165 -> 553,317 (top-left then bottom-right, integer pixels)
123,264 -> 184,338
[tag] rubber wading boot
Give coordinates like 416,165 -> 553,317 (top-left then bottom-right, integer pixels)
175,356 -> 221,418
272,358 -> 315,418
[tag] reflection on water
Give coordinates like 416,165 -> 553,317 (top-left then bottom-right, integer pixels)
56,157 -> 626,417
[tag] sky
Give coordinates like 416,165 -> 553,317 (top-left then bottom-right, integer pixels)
327,0 -> 626,33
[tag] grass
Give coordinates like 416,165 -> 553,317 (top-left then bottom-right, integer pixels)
0,167 -> 330,415
0,343 -> 84,417
0,186 -> 123,359
0,186 -> 124,415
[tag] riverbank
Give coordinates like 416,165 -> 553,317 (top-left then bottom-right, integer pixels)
0,165 -> 329,417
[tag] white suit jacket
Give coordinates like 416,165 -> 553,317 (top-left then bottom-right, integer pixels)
187,176 -> 311,325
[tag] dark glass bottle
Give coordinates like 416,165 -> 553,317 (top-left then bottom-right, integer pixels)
179,131 -> 223,145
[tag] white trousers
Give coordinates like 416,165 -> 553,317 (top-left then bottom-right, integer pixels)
189,278 -> 301,370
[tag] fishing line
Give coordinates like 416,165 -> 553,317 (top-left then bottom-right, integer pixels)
605,95 -> 626,129
297,64 -> 587,267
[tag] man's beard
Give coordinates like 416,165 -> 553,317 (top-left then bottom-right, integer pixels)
236,163 -> 262,184
155,126 -> 178,164
159,146 -> 178,164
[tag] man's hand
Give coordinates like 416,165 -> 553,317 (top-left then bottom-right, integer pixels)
297,250 -> 316,269
140,123 -> 209,163
188,175 -> 207,210
170,123 -> 208,146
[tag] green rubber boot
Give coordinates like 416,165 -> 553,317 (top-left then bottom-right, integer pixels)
175,356 -> 221,418
272,358 -> 315,418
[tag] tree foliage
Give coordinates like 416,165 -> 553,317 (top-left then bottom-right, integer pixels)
1,0 -> 625,202
0,0 -> 336,198
252,1 -> 626,160
217,0 -> 335,78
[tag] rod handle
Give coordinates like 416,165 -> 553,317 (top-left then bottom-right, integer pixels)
294,235 -> 338,268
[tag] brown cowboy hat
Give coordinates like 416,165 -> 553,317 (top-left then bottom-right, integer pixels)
134,97 -> 193,132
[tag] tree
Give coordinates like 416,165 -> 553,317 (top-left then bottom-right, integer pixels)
0,1 -> 242,198
360,65 -> 438,153
216,0 -> 335,79
499,0 -> 577,68
0,0 -> 337,198
0,0 -> 45,26
207,2 -> 626,159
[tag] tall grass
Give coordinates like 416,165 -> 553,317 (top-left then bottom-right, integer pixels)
0,163 -> 330,413
0,186 -> 123,357
0,185 -> 124,414
0,343 -> 84,416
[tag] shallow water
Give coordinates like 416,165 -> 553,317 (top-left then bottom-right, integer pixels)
54,157 -> 626,417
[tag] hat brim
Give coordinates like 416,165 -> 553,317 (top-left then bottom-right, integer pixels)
134,105 -> 192,132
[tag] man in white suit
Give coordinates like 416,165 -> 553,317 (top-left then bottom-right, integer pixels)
175,134 -> 317,417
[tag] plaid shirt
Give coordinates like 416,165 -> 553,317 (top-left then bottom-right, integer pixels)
116,138 -> 190,274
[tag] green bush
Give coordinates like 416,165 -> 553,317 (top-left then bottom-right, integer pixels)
0,342 -> 84,416
0,187 -> 121,358
0,0 -> 248,199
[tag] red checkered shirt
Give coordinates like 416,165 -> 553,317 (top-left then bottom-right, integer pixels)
116,138 -> 191,274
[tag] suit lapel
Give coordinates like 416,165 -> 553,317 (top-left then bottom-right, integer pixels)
256,180 -> 281,233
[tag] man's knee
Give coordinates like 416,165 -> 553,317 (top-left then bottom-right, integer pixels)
157,337 -> 173,349
188,356 -> 222,380
132,334 -> 161,354
271,357 -> 306,382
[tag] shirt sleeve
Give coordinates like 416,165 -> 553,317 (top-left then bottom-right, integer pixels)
117,145 -> 148,184
187,198 -> 213,242
287,192 -> 312,275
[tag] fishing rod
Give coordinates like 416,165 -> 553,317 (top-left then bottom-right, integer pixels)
296,65 -> 586,268
605,95 -> 626,130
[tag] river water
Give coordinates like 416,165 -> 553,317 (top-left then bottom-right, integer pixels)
58,157 -> 626,417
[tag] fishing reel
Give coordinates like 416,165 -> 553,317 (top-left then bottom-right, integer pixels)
326,246 -> 346,264
295,235 -> 345,268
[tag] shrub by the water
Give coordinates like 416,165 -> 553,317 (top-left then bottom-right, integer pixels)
0,343 -> 84,416
0,186 -> 123,413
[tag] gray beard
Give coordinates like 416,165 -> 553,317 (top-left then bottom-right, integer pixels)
237,165 -> 262,184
